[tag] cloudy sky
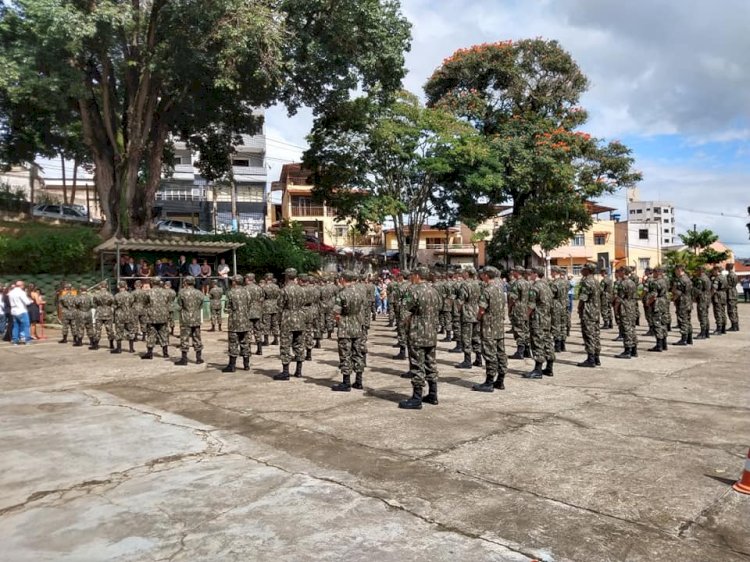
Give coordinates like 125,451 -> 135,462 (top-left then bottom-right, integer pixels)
264,0 -> 750,256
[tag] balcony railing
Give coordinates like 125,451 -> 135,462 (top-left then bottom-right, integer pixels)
290,205 -> 336,217
426,243 -> 475,250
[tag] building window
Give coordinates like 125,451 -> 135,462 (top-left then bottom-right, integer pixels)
233,159 -> 250,167
629,210 -> 635,214
654,207 -> 661,214
333,226 -> 348,239
636,209 -> 643,214
572,264 -> 583,276
638,229 -> 649,240
663,208 -> 669,214
639,258 -> 650,271
571,233 -> 585,246
663,218 -> 669,223
664,238 -> 671,244
593,234 -> 606,245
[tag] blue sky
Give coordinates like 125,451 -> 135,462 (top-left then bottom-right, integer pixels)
264,0 -> 750,256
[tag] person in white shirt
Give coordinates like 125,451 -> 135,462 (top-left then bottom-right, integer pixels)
217,258 -> 230,289
8,280 -> 33,344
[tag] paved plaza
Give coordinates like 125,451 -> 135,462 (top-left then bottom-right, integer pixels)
1,306 -> 748,561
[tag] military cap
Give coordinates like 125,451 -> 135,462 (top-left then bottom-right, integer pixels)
284,268 -> 298,279
464,266 -> 476,274
117,280 -> 128,288
401,269 -> 411,277
581,262 -> 597,272
513,265 -> 525,273
184,275 -> 196,285
414,266 -> 430,278
151,276 -> 162,285
265,273 -> 274,280
533,266 -> 545,277
484,266 -> 500,279
245,272 -> 255,281
64,282 -> 72,289
342,270 -> 358,281
79,285 -> 88,292
599,267 -> 609,273
299,273 -> 310,282
232,274 -> 244,284
653,266 -> 664,273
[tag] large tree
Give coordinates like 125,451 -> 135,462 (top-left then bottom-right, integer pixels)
424,39 -> 642,263
305,90 -> 477,269
0,0 -> 411,238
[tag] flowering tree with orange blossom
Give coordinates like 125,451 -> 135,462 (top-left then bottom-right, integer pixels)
425,38 -> 642,264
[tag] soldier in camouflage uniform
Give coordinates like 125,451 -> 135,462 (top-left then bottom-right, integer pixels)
273,268 -> 307,380
164,280 -> 177,337
614,267 -> 639,359
142,278 -> 171,359
91,282 -> 115,350
208,280 -> 224,332
725,263 -> 739,331
450,272 -> 462,346
223,275 -> 251,372
331,271 -> 367,392
261,274 -> 280,345
321,276 -> 338,339
646,267 -> 670,352
455,267 -> 482,369
297,274 -> 315,361
525,267 -> 555,378
671,264 -> 693,346
73,286 -> 95,348
175,276 -> 205,366
311,277 -> 325,349
630,268 -> 642,327
354,274 -> 373,367
693,267 -> 711,339
399,267 -> 441,410
438,273 -> 454,343
576,263 -> 602,368
472,266 -> 508,392
599,268 -> 614,329
58,283 -> 77,344
641,269 -> 654,337
244,273 -> 265,356
710,265 -> 727,335
508,266 -> 530,360
549,267 -> 566,352
131,280 -> 149,341
391,272 -> 407,359
112,280 -> 136,354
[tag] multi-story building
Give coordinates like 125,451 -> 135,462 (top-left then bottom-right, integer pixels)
626,188 -> 678,247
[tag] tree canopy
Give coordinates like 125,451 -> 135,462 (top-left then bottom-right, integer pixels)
0,0 -> 411,238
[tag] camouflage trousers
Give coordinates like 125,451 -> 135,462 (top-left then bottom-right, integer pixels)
409,344 -> 438,389
73,314 -> 94,339
321,308 -> 334,335
551,302 -> 566,341
727,295 -> 738,327
311,306 -> 323,340
619,303 -> 638,348
439,310 -> 452,334
481,335 -> 507,379
114,318 -> 136,342
338,336 -> 364,377
579,309 -> 601,355
712,296 -> 726,330
651,301 -> 669,340
600,299 -> 613,326
280,329 -> 305,364
461,321 -> 481,354
262,312 -> 279,337
210,306 -> 222,329
147,322 -> 170,349
696,298 -> 710,333
303,307 -> 315,349
675,299 -> 692,338
643,300 -> 654,329
180,325 -> 203,352
395,310 -> 406,347
248,318 -> 263,343
228,330 -> 250,358
94,316 -> 115,342
61,314 -> 75,338
387,300 -> 395,325
530,311 -> 555,362
137,311 -> 149,336
451,309 -> 461,336
510,309 -> 530,346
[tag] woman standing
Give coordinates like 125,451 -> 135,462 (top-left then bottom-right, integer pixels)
200,260 -> 212,293
27,283 -> 44,340
139,259 -> 152,279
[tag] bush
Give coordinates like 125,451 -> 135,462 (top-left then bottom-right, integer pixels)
0,223 -> 100,274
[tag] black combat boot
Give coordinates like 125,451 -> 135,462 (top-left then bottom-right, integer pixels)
523,361 -> 544,378
273,363 -> 290,380
363,353 -> 368,367
58,335 -> 68,344
455,353 -> 472,369
577,354 -> 596,367
271,336 -> 278,345
494,371 -> 506,390
109,339 -> 114,350
255,343 -> 262,356
645,328 -> 655,337
263,334 -> 269,346
542,360 -> 554,376
141,348 -> 154,360
704,328 -> 710,339
331,375 -> 351,392
594,354 -> 601,366
209,325 -> 216,332
661,338 -> 668,351
88,338 -> 98,350
218,324 -> 222,332
523,346 -> 532,359
305,349 -> 312,361
631,346 -> 638,357
673,335 -> 687,346
111,340 -> 122,354
195,351 -> 204,365
294,361 -> 303,378
721,325 -> 727,334
695,329 -> 706,340
423,381 -> 438,405
394,346 -> 406,360
128,340 -> 135,353
175,351 -> 189,366
509,344 -> 525,360
449,341 -> 463,353
243,356 -> 250,371
326,331 -> 333,339
441,332 -> 452,342
72,336 -> 82,347
314,339 -> 321,349
399,386 -> 423,409
687,332 -> 693,345
473,373 -> 495,392
559,339 -> 566,352
473,353 -> 483,367
222,356 -> 237,373
352,373 -> 364,390
615,347 -> 632,359
554,340 -> 561,353
162,346 -> 169,358
614,333 -> 623,342
648,339 -> 662,352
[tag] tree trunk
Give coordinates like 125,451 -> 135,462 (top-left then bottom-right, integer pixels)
70,158 -> 78,205
60,155 -> 68,205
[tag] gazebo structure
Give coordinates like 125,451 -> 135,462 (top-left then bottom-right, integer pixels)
94,237 -> 245,283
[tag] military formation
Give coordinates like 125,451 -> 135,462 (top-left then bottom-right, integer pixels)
55,261 -> 741,411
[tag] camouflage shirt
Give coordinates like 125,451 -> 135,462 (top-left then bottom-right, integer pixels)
244,282 -> 264,320
178,286 -> 205,327
92,288 -> 115,319
402,282 -> 441,347
529,278 -> 553,315
334,284 -> 366,338
577,276 -> 600,316
262,282 -> 280,314
478,279 -> 505,340
226,286 -> 251,332
279,282 -> 307,332
113,290 -> 134,323
146,287 -> 172,324
208,286 -> 224,310
458,279 -> 481,322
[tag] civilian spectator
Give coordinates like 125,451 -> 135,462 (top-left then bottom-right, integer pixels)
165,259 -> 178,287
0,283 -> 8,338
742,276 -> 750,303
217,258 -> 230,289
122,256 -> 138,288
200,260 -> 212,293
27,283 -> 44,340
155,259 -> 167,279
177,255 -> 189,277
139,259 -> 152,278
9,280 -> 32,345
189,258 -> 201,278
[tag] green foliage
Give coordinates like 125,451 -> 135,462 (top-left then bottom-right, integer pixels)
679,229 -> 719,253
0,222 -> 99,274
0,181 -> 27,212
665,229 -> 728,273
274,220 -> 306,249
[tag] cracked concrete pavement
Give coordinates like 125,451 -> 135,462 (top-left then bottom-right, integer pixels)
1,306 -> 748,561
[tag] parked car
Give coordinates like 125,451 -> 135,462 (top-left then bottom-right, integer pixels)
304,234 -> 337,253
32,204 -> 101,224
155,219 -> 211,235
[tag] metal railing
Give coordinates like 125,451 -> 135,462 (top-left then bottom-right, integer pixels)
425,244 -> 475,250
289,205 -> 336,217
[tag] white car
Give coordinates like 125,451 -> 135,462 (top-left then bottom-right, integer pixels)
32,204 -> 100,223
155,219 -> 211,235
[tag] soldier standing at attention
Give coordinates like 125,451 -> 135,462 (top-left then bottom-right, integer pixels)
576,263 -> 602,368
310,276 -> 324,349
630,268 -> 642,327
175,276 -> 205,366
548,267 -> 564,352
641,269 -> 654,337
599,268 -> 614,330
725,263 -> 739,331
244,273 -> 265,356
647,267 -> 670,352
614,267 -> 638,359
524,267 -> 555,378
297,274 -> 315,361
74,286 -> 95,349
693,267 -> 711,339
710,265 -> 727,335
142,278 -> 171,360
399,266 -> 441,410
261,274 -> 280,345
223,275 -> 251,373
455,267 -> 482,369
331,271 -> 366,392
391,272 -> 407,359
131,280 -> 149,341
58,283 -> 77,344
472,266 -> 508,392
164,280 -> 177,337
274,268 -> 307,380
112,280 -> 136,354
359,273 -> 374,366
91,282 -> 115,350
322,275 -> 339,339
671,264 -> 693,346
208,280 -> 224,332
439,273 -> 454,343
508,266 -> 531,360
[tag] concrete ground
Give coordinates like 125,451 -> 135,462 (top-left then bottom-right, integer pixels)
1,307 -> 748,562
